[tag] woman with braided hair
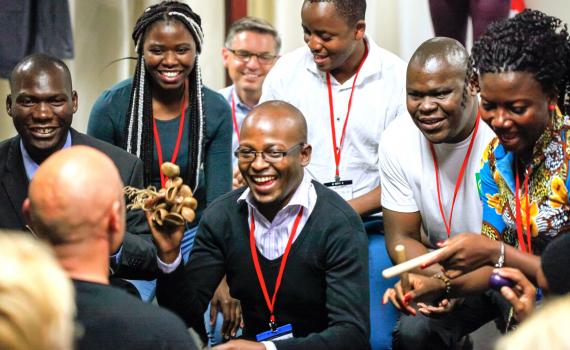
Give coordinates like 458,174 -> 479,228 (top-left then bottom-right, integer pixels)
387,9 -> 570,325
89,1 -> 231,215
88,0 -> 238,342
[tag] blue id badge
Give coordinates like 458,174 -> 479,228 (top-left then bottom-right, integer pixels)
256,324 -> 294,342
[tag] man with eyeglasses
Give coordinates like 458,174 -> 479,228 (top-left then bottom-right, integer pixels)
154,100 -> 370,350
219,17 -> 281,189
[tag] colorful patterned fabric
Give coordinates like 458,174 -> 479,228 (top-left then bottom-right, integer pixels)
479,112 -> 570,254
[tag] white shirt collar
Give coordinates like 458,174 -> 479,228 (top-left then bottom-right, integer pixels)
238,172 -> 313,220
20,131 -> 72,180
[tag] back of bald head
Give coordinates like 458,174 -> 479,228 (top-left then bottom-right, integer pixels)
27,146 -> 124,245
242,100 -> 308,143
9,53 -> 72,93
408,37 -> 470,76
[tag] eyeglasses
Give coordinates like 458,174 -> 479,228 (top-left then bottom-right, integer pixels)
226,48 -> 277,65
234,144 -> 304,163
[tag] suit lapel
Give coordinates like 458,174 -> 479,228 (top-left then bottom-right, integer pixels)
70,128 -> 89,146
1,138 -> 30,227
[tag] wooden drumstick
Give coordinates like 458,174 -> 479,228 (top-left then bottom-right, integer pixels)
394,245 -> 411,293
382,247 -> 448,279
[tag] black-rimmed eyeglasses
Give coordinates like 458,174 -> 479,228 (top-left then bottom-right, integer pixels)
226,48 -> 277,65
234,143 -> 304,163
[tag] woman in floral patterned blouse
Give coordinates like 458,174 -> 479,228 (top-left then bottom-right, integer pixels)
476,11 -> 570,257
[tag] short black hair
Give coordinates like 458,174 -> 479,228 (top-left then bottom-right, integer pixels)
409,37 -> 473,107
541,234 -> 570,295
304,0 -> 366,26
9,53 -> 72,92
472,9 -> 570,114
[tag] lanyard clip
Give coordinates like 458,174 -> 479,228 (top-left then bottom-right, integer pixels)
269,314 -> 276,331
334,175 -> 340,182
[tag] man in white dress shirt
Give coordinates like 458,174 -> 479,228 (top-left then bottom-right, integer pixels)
261,0 -> 406,216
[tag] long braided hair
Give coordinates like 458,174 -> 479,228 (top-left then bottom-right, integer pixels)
472,9 -> 570,115
125,0 -> 205,190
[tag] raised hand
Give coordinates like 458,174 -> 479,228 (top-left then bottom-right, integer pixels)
145,195 -> 185,263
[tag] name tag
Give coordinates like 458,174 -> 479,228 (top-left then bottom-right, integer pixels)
323,179 -> 354,200
256,324 -> 294,342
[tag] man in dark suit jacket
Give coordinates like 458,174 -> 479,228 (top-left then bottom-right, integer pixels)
0,53 -> 157,281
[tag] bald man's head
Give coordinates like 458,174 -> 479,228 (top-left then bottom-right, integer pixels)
237,100 -> 311,220
406,37 -> 478,144
242,100 -> 308,144
26,146 -> 125,249
409,37 -> 470,75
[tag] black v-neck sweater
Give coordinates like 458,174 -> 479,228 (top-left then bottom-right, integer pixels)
157,181 -> 370,350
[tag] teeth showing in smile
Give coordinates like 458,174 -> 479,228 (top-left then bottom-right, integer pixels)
252,176 -> 276,183
422,120 -> 441,125
32,128 -> 54,135
162,71 -> 180,78
500,133 -> 517,140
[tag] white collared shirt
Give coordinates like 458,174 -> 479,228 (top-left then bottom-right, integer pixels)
260,36 -> 407,196
20,131 -> 72,180
238,173 -> 317,260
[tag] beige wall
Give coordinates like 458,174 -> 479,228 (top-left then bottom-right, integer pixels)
0,0 -> 569,140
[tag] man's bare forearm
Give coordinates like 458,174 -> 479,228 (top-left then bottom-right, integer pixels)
347,186 -> 381,216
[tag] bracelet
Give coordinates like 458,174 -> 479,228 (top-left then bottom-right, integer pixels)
495,242 -> 505,268
432,272 -> 451,296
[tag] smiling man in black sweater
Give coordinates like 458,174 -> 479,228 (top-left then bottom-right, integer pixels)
153,100 -> 370,350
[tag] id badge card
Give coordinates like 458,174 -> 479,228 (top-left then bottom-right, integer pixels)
256,324 -> 294,342
323,179 -> 353,200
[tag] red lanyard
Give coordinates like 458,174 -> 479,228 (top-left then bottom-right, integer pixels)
515,165 -> 532,253
429,114 -> 480,237
152,86 -> 187,188
326,41 -> 368,181
249,207 -> 304,330
231,92 -> 240,142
